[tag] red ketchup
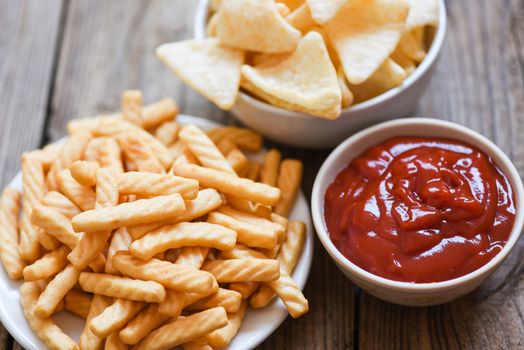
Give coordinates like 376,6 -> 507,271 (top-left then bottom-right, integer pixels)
324,137 -> 516,283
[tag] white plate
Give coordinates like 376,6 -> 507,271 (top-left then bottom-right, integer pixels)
0,115 -> 314,350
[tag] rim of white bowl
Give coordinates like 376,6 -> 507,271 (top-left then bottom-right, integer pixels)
194,0 -> 448,120
311,118 -> 524,292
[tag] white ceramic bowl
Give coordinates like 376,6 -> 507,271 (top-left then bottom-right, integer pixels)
194,0 -> 447,149
311,118 -> 524,306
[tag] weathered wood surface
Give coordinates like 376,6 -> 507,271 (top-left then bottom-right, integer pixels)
0,0 -> 523,349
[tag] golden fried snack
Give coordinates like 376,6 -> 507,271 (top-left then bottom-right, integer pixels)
105,332 -> 130,350
207,126 -> 262,152
117,171 -> 198,199
35,264 -> 80,318
31,204 -> 80,249
251,220 -> 306,308
96,137 -> 124,173
135,307 -> 228,350
20,282 -> 79,350
80,294 -> 113,350
229,282 -> 259,299
220,206 -> 285,239
179,124 -> 236,175
127,189 -> 222,239
79,272 -> 166,303
89,298 -> 145,338
207,211 -> 277,249
260,149 -> 282,186
266,269 -> 308,318
113,251 -> 217,293
187,288 -> 242,313
183,338 -> 213,350
70,160 -> 99,187
43,191 -> 81,219
205,301 -> 247,348
155,121 -> 179,146
119,304 -> 170,345
130,222 -> 236,260
0,188 -> 25,279
142,98 -> 179,130
118,133 -> 165,173
202,259 -> 280,283
92,118 -> 173,170
172,163 -> 281,206
105,227 -> 133,274
71,193 -> 185,232
122,90 -> 144,127
64,289 -> 92,319
23,245 -> 70,281
242,161 -> 262,181
25,143 -> 62,172
275,159 -> 303,216
219,244 -> 268,260
68,169 -> 118,269
157,246 -> 210,316
224,194 -> 271,218
57,169 -> 96,211
227,149 -> 249,173
46,131 -> 91,192
19,155 -> 44,261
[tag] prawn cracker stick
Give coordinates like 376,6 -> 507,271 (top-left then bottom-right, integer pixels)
130,222 -> 236,260
89,298 -> 145,338
227,149 -> 248,174
207,211 -> 278,249
118,133 -> 165,173
175,246 -> 209,267
158,289 -> 187,317
71,193 -> 185,232
105,332 -> 130,350
80,294 -> 113,350
260,148 -> 282,186
98,137 -> 125,173
0,188 -> 25,279
122,89 -> 143,127
266,269 -> 308,318
155,121 -> 179,146
207,126 -> 262,152
119,304 -> 170,345
20,156 -> 44,261
127,188 -> 222,239
57,169 -> 96,211
275,159 -> 303,216
31,204 -> 80,248
205,301 -> 247,348
117,171 -> 198,199
20,282 -> 79,350
35,264 -> 80,318
43,191 -> 81,219
68,169 -> 118,269
64,289 -> 93,318
113,251 -> 217,293
105,227 -> 133,274
172,163 -> 281,206
23,245 -> 70,281
142,97 -> 179,130
219,206 -> 285,238
70,160 -> 99,187
79,272 -> 166,303
179,124 -> 236,175
187,288 -> 242,313
219,244 -> 268,260
135,307 -> 228,350
224,194 -> 272,218
202,258 -> 280,283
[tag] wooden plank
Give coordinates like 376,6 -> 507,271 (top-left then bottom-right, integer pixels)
48,0 -> 226,140
0,0 -> 64,187
359,0 -> 524,348
0,0 -> 63,347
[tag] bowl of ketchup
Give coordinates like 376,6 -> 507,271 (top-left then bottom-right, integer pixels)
311,118 -> 524,306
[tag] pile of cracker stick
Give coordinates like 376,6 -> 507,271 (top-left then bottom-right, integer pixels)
0,89 -> 308,350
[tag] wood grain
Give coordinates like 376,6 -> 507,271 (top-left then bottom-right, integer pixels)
0,0 -> 64,188
359,0 -> 524,349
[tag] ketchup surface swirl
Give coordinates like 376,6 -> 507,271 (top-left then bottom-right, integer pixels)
324,137 -> 516,283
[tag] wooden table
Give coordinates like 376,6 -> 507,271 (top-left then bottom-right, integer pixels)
0,0 -> 523,349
